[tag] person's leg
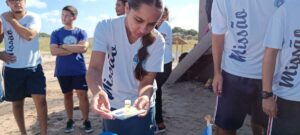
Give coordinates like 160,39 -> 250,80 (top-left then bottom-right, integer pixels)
269,97 -> 300,135
32,94 -> 48,135
26,65 -> 48,134
155,62 -> 172,129
251,123 -> 264,135
215,127 -> 236,135
0,73 -> 3,101
76,90 -> 89,121
57,76 -> 74,120
214,71 -> 249,135
72,75 -> 89,121
154,79 -> 163,123
12,99 -> 27,135
4,67 -> 28,134
72,75 -> 93,133
64,91 -> 74,120
250,79 -> 268,135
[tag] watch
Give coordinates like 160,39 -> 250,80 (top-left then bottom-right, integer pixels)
262,91 -> 273,99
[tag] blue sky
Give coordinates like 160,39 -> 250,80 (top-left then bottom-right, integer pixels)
0,0 -> 199,37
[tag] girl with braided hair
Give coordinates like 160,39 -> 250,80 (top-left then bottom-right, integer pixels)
87,0 -> 165,134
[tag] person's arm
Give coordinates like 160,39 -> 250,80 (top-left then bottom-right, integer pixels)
3,12 -> 37,41
262,48 -> 279,117
212,34 -> 224,95
50,44 -> 73,56
87,51 -> 105,96
134,72 -> 156,116
86,51 -> 113,119
62,40 -> 89,53
0,19 -> 3,43
0,51 -> 16,64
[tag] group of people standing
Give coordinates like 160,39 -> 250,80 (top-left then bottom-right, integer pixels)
211,0 -> 300,135
0,0 -> 173,135
1,0 -> 299,135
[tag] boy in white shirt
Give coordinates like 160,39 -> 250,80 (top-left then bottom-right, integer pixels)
211,0 -> 277,134
263,0 -> 300,134
0,0 -> 47,134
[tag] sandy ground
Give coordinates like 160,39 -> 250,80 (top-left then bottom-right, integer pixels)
0,52 -> 252,135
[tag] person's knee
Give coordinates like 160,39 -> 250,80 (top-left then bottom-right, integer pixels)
32,95 -> 47,106
76,90 -> 88,100
12,100 -> 24,108
215,125 -> 236,135
64,91 -> 73,99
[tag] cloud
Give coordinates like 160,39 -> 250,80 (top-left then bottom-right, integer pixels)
81,14 -> 110,37
80,0 -> 98,2
169,4 -> 198,31
26,0 -> 47,9
40,10 -> 60,24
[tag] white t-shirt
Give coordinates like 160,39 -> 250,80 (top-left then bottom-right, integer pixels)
93,16 -> 165,109
158,21 -> 173,64
211,0 -> 277,79
1,11 -> 42,68
264,0 -> 300,102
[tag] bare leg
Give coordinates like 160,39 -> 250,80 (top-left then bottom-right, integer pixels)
64,91 -> 74,120
32,94 -> 48,135
12,99 -> 27,135
251,123 -> 264,135
215,126 -> 236,135
76,90 -> 89,121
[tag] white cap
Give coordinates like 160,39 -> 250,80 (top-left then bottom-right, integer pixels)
124,100 -> 131,105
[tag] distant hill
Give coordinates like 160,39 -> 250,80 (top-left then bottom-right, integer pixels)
39,32 -> 50,37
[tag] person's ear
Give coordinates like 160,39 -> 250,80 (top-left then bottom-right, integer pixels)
73,16 -> 77,21
125,2 -> 129,14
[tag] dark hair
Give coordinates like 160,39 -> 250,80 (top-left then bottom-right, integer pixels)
127,0 -> 164,80
62,5 -> 78,17
119,0 -> 128,5
164,7 -> 169,21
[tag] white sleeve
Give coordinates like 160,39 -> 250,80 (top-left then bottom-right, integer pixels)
263,7 -> 285,49
144,34 -> 165,72
159,22 -> 173,48
211,0 -> 227,34
92,21 -> 109,52
28,14 -> 41,33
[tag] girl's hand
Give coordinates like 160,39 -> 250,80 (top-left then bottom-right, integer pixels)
134,95 -> 150,117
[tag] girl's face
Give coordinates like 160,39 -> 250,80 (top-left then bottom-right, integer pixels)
115,0 -> 126,16
125,3 -> 162,41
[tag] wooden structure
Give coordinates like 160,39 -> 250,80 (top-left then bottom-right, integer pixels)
166,0 -> 212,83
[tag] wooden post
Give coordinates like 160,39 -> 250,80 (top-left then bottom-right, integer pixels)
198,0 -> 208,40
166,0 -> 212,84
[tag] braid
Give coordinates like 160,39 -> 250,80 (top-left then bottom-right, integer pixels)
134,31 -> 155,80
127,0 -> 163,80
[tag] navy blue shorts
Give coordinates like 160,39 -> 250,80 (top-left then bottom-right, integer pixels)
3,64 -> 46,101
57,75 -> 88,94
103,107 -> 155,135
267,97 -> 300,135
214,71 -> 267,130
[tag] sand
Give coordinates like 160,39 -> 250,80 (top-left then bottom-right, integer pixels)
0,52 -> 252,135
